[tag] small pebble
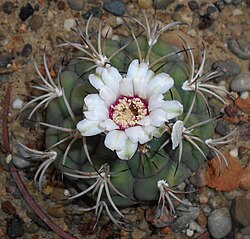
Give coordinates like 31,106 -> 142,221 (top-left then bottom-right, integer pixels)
214,0 -> 225,11
227,38 -> 250,60
57,1 -> 65,10
153,0 -> 174,9
19,3 -> 34,21
223,0 -> 232,3
21,44 -> 32,57
29,15 -> 43,31
64,19 -> 76,31
67,0 -> 85,10
103,0 -> 126,16
208,208 -> 232,239
171,207 -> 200,232
7,217 -> 24,239
82,7 -> 102,19
209,195 -> 228,209
229,148 -> 238,158
138,0 -> 153,9
215,120 -> 232,136
12,98 -> 24,109
241,91 -> 249,100
199,195 -> 209,204
241,225 -> 250,235
186,228 -> 194,237
188,1 -> 199,11
2,1 -> 15,14
230,73 -> 250,92
1,201 -> 16,215
102,25 -> 113,39
232,0 -> 244,5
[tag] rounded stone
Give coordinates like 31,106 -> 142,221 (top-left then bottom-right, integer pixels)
230,73 -> 250,92
103,0 -> 125,16
21,44 -> 32,57
2,1 -> 15,14
19,3 -> 34,21
208,208 -> 232,239
29,15 -> 43,31
67,0 -> 85,10
138,0 -> 153,9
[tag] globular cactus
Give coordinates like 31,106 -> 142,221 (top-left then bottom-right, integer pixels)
19,13 -> 235,225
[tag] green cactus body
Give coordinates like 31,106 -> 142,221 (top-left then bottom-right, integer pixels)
44,35 -> 213,207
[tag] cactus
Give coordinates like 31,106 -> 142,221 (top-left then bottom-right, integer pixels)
19,13 -> 235,226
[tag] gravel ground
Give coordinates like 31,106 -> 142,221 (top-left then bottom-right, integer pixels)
0,0 -> 250,238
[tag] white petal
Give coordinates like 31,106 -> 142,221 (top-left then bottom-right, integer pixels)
99,86 -> 117,106
143,125 -> 156,141
100,119 -> 119,131
161,100 -> 183,120
125,126 -> 151,144
147,73 -> 174,98
148,94 -> 164,112
149,108 -> 167,126
77,119 -> 103,136
145,69 -> 155,82
89,74 -> 104,90
102,67 -> 121,94
116,139 -> 138,160
138,115 -> 151,126
127,59 -> 139,80
171,120 -> 184,150
133,76 -> 147,98
84,107 -> 108,120
84,94 -> 106,109
119,78 -> 134,96
104,130 -> 127,151
137,62 -> 149,79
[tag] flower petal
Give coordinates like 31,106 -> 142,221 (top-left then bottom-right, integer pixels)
100,119 -> 119,131
171,120 -> 184,150
161,100 -> 183,120
84,94 -> 106,109
145,69 -> 155,82
149,108 -> 167,127
133,76 -> 147,98
137,62 -> 149,79
138,115 -> 151,126
99,86 -> 117,106
77,119 -> 103,136
125,126 -> 152,144
116,139 -> 138,160
147,73 -> 174,98
127,59 -> 139,80
148,94 -> 164,112
89,74 -> 104,90
119,78 -> 134,96
104,130 -> 127,151
102,67 -> 122,94
84,107 -> 108,120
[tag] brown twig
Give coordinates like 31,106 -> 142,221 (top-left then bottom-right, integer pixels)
1,83 -> 78,239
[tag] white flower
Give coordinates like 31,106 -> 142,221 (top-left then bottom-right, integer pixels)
77,59 -> 183,160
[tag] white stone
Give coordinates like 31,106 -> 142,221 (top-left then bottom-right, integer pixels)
12,98 -> 24,109
233,9 -> 243,16
111,34 -> 120,41
229,148 -> 238,158
64,19 -> 76,31
186,228 -> 194,237
102,25 -> 113,39
240,91 -> 249,100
